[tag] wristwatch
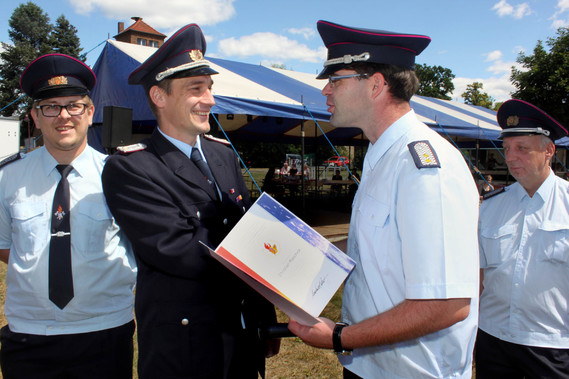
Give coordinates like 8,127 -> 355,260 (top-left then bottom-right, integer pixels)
333,322 -> 353,355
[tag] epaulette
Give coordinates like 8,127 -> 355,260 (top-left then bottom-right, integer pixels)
482,187 -> 505,200
408,140 -> 441,169
0,153 -> 22,169
116,143 -> 147,154
203,134 -> 230,145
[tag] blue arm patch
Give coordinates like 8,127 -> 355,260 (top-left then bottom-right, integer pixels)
407,141 -> 441,169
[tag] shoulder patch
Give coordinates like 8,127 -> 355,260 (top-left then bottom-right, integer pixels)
117,143 -> 147,154
482,186 -> 505,200
203,134 -> 230,145
408,141 -> 441,169
0,153 -> 22,169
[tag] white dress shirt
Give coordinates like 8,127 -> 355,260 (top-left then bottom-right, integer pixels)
479,170 -> 569,348
0,146 -> 137,335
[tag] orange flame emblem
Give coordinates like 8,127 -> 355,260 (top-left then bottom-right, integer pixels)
264,243 -> 278,255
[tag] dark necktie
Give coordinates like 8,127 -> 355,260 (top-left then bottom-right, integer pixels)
190,148 -> 219,198
49,164 -> 74,309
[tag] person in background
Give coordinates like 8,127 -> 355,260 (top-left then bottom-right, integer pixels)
479,174 -> 495,197
280,161 -> 290,176
101,24 -> 278,379
477,99 -> 569,378
0,53 -> 136,378
288,20 -> 479,379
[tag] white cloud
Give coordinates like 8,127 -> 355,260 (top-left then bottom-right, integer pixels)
492,0 -> 531,19
217,32 -> 326,63
68,0 -> 236,27
484,50 -> 503,62
551,0 -> 569,28
453,75 -> 515,103
287,27 -> 316,40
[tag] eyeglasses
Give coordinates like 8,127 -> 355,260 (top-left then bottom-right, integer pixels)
35,103 -> 89,117
328,73 -> 369,88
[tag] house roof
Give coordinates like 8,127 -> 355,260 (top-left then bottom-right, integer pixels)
114,17 -> 166,39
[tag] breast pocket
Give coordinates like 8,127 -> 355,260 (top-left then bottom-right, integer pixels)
479,224 -> 516,267
74,201 -> 114,253
11,202 -> 49,255
537,221 -> 569,264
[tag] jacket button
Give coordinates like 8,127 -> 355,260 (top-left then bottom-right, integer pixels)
223,218 -> 228,225
242,206 -> 246,212
196,211 -> 201,220
181,318 -> 189,326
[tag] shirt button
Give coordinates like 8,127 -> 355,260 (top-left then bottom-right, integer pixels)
223,218 -> 228,225
514,283 -> 520,287
181,318 -> 189,326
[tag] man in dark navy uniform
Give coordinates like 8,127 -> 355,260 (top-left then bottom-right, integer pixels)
102,24 -> 278,379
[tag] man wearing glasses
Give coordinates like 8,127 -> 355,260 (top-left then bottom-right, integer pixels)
288,21 -> 480,378
0,54 -> 136,378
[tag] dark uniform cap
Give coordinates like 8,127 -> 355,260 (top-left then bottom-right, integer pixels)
316,20 -> 431,79
128,23 -> 218,89
20,54 -> 96,100
497,99 -> 568,141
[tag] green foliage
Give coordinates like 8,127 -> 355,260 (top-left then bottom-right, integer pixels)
415,63 -> 455,100
0,3 -> 83,147
461,82 -> 494,109
510,27 -> 569,127
50,15 -> 83,60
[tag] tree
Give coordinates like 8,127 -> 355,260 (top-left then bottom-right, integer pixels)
0,2 -> 52,117
415,63 -> 455,100
50,15 -> 83,60
461,82 -> 494,109
510,28 -> 569,127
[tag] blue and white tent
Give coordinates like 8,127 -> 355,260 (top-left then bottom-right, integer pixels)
90,39 -> 502,146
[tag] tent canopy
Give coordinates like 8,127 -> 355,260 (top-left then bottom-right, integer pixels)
90,40 -> 502,146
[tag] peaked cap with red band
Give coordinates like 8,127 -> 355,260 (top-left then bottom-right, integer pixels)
128,23 -> 218,90
20,54 -> 96,100
497,99 -> 568,142
316,20 -> 431,79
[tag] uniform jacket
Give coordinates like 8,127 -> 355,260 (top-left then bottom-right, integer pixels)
102,129 -> 275,379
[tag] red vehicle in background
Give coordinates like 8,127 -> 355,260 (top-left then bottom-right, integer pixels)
324,156 -> 350,167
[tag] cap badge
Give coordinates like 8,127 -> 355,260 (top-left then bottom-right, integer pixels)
506,115 -> 519,127
190,49 -> 204,62
48,76 -> 68,86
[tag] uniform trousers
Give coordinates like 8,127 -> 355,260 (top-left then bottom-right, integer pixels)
0,320 -> 135,379
475,329 -> 569,379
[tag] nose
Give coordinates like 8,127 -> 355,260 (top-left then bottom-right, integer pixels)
322,82 -> 332,96
203,88 -> 215,106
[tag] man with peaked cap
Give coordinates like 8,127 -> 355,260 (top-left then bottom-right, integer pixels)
0,53 -> 137,378
288,20 -> 480,378
477,99 -> 569,378
101,24 -> 278,379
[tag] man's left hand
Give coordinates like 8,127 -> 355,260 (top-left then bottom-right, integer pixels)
288,317 -> 336,349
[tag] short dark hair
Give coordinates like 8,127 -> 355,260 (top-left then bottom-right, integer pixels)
347,62 -> 419,102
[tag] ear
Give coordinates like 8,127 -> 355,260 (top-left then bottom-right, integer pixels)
149,86 -> 166,108
370,72 -> 387,99
545,142 -> 556,161
30,107 -> 41,131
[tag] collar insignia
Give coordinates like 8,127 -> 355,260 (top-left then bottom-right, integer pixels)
48,76 -> 68,86
190,49 -> 204,61
506,115 -> 519,127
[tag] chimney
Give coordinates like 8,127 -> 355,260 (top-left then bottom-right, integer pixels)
118,22 -> 124,33
131,17 -> 142,22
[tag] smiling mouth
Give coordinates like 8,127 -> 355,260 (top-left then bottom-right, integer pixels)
193,111 -> 209,117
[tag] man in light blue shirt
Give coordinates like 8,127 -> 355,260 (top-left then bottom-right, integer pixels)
0,54 -> 136,378
289,20 -> 480,379
478,99 -> 569,377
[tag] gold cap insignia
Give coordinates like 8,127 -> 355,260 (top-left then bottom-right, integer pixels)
48,76 -> 68,86
506,115 -> 519,127
189,50 -> 204,61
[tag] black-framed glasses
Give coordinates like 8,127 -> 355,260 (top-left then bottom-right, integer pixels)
35,103 -> 89,117
328,73 -> 369,88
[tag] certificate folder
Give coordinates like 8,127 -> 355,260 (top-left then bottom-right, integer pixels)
202,193 -> 355,326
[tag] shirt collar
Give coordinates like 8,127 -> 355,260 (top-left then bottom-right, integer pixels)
41,145 -> 95,178
364,109 -> 416,170
511,168 -> 555,202
157,127 -> 203,160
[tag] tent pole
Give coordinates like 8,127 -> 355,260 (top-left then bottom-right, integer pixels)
301,96 -> 306,218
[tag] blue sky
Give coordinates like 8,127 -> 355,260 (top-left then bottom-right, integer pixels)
1,0 -> 568,102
